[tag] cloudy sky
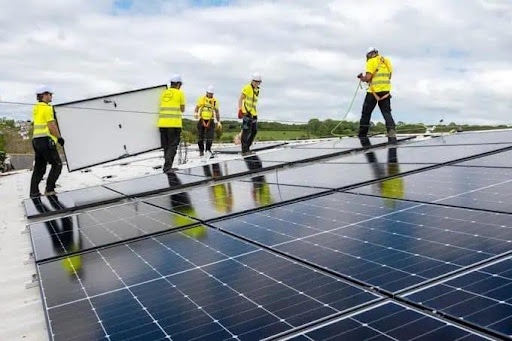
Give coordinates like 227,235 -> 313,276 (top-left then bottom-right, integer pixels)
0,0 -> 511,125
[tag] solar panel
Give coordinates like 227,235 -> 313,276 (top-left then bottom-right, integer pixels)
143,176 -> 328,222
253,160 -> 434,190
455,149 -> 512,168
103,171 -> 211,197
404,256 -> 512,339
211,192 -> 512,293
29,201 -> 198,262
281,301 -> 491,340
348,165 -> 512,214
404,130 -> 512,146
323,144 -> 512,165
290,137 -> 393,149
23,186 -> 125,219
37,227 -> 381,341
215,141 -> 288,154
175,157 -> 286,180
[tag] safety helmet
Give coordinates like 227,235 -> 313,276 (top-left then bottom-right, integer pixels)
251,72 -> 262,82
36,85 -> 53,95
206,85 -> 214,94
366,47 -> 378,54
170,74 -> 182,83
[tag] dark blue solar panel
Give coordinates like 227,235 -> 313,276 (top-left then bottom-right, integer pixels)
291,137 -> 392,149
215,141 -> 287,154
348,165 -> 512,213
323,144 -> 512,165
405,130 -> 512,146
23,186 -> 125,218
286,302 -> 490,340
38,228 -> 381,341
212,192 -> 512,293
29,201 -> 198,262
404,257 -> 512,338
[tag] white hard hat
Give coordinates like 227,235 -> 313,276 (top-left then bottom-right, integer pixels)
36,85 -> 53,95
206,85 -> 214,93
251,72 -> 262,82
367,46 -> 378,54
170,74 -> 182,83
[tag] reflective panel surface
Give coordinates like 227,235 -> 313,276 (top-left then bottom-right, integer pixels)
144,173 -> 326,221
39,228 -> 380,341
456,149 -> 512,168
29,201 -> 197,262
212,192 -> 512,293
403,130 -> 512,146
288,302 -> 490,340
103,171 -> 209,197
291,136 -> 392,149
348,165 -> 512,213
23,186 -> 125,218
215,141 -> 287,154
405,257 -> 512,338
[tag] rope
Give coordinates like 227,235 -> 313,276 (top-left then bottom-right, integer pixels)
330,80 -> 363,137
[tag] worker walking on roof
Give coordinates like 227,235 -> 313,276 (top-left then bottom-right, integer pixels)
158,74 -> 186,173
194,85 -> 221,158
238,73 -> 262,156
357,47 -> 396,140
29,85 -> 65,198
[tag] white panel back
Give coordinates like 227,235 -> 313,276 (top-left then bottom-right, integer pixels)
55,85 -> 167,171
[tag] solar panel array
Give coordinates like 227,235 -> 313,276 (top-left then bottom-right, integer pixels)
25,131 -> 512,340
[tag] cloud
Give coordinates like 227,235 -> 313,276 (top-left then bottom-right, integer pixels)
0,0 -> 511,126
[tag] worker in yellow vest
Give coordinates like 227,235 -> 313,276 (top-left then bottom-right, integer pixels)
238,73 -> 262,156
30,85 -> 64,198
357,47 -> 396,140
158,74 -> 186,173
194,85 -> 221,158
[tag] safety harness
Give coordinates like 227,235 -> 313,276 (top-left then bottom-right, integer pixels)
368,56 -> 392,101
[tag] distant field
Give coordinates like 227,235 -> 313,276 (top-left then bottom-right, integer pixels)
219,130 -> 310,142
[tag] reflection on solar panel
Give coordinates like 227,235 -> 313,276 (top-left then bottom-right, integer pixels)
29,133 -> 512,340
215,141 -> 288,154
23,186 -> 125,218
29,201 -> 198,262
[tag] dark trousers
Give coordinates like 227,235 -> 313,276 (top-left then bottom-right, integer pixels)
241,115 -> 258,153
160,127 -> 181,172
197,119 -> 215,153
358,92 -> 395,137
30,137 -> 62,196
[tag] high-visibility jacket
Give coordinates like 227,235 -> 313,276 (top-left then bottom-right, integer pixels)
241,83 -> 259,117
158,88 -> 186,128
196,96 -> 219,120
366,55 -> 393,93
32,102 -> 57,143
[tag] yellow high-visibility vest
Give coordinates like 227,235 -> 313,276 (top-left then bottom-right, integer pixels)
32,102 -> 57,143
241,84 -> 259,117
197,96 -> 218,120
366,55 -> 393,93
158,88 -> 185,128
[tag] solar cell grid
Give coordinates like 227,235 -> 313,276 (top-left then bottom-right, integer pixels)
404,257 -> 512,338
212,192 -> 512,293
283,302 -> 492,341
29,201 -> 198,262
39,228 -> 381,341
348,165 -> 512,214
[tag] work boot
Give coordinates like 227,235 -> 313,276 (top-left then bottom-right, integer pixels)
44,190 -> 57,196
199,151 -> 204,157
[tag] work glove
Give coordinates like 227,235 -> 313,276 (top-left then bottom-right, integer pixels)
193,113 -> 199,119
238,109 -> 244,119
216,121 -> 222,130
57,137 -> 65,146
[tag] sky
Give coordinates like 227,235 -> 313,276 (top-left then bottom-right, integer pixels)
0,0 -> 511,126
